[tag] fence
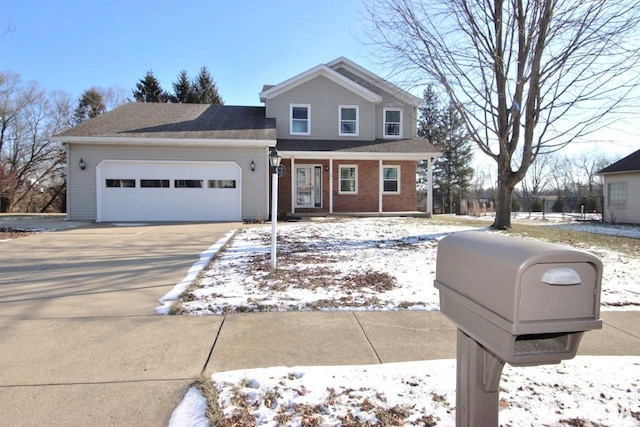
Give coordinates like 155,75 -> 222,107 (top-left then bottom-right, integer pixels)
453,196 -> 604,221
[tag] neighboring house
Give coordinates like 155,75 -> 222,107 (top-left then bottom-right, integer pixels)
597,148 -> 640,224
54,58 -> 439,222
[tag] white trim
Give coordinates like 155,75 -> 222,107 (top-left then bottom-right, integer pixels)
382,165 -> 401,194
338,105 -> 359,137
290,104 -> 311,136
260,64 -> 383,103
294,164 -> 323,208
329,159 -> 334,214
290,157 -> 296,214
57,136 -> 276,147
338,165 -> 358,195
383,108 -> 403,139
326,57 -> 423,107
279,151 -> 437,161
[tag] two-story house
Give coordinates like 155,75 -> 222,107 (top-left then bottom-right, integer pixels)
54,58 -> 439,222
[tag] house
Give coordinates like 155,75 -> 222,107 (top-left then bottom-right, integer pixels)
54,58 -> 440,222
597,148 -> 640,224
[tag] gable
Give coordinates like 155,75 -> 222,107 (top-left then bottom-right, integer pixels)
326,57 -> 422,107
259,64 -> 382,104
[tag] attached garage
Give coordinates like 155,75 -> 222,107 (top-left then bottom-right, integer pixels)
97,160 -> 242,222
55,103 -> 276,222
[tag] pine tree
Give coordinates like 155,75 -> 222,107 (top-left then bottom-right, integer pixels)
172,70 -> 196,103
74,87 -> 106,124
418,85 -> 474,213
132,70 -> 169,103
192,66 -> 223,104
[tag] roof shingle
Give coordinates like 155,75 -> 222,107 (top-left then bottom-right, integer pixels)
598,149 -> 640,174
55,103 -> 276,141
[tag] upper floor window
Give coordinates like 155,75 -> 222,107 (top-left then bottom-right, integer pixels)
290,104 -> 310,135
339,105 -> 359,136
383,108 -> 402,138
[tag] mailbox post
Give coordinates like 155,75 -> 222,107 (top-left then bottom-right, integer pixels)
435,231 -> 603,427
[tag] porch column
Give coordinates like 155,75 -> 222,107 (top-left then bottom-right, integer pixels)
427,157 -> 434,215
378,159 -> 383,213
329,158 -> 334,214
290,157 -> 295,214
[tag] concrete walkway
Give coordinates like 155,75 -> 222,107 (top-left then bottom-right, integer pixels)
0,221 -> 235,426
1,218 -> 639,426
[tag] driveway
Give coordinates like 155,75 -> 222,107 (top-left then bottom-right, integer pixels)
0,221 -> 239,426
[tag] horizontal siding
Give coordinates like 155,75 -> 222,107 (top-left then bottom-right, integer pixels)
68,144 -> 269,221
604,173 -> 640,224
267,75 -> 376,140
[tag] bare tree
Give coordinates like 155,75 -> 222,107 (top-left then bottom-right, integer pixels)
365,0 -> 640,228
0,72 -> 73,212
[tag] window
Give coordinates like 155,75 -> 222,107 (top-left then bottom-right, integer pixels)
383,166 -> 400,193
208,180 -> 236,189
383,108 -> 402,138
141,179 -> 170,188
290,104 -> 310,135
106,179 -> 136,188
339,165 -> 357,194
608,182 -> 627,208
174,179 -> 203,188
339,105 -> 359,136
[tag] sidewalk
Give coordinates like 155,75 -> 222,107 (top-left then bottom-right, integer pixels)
203,310 -> 640,375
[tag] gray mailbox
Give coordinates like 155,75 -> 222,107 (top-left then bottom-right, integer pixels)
434,231 -> 603,426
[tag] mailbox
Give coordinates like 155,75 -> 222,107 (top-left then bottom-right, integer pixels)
435,231 -> 603,365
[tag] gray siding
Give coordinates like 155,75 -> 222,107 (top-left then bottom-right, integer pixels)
266,75 -> 376,140
603,172 -> 640,224
333,66 -> 418,140
68,143 -> 270,221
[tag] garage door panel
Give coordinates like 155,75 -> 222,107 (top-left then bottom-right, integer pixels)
97,160 -> 241,222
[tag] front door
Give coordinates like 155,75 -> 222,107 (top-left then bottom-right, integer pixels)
295,165 -> 322,208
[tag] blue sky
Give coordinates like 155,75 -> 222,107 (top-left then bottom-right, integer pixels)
3,0 -> 638,158
3,0 -> 378,106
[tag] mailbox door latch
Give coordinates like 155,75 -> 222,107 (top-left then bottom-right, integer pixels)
541,267 -> 581,286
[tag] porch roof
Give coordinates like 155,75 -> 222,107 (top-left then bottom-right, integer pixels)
276,138 -> 440,160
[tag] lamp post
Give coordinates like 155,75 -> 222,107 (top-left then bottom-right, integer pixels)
269,149 -> 282,270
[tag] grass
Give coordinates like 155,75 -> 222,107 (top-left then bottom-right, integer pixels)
431,215 -> 640,256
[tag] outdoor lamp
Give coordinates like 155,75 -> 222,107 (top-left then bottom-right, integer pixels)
79,158 -> 86,170
269,149 -> 282,172
269,148 -> 281,270
250,160 -> 256,172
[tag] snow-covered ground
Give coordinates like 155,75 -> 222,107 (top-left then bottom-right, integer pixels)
178,217 -> 640,314
168,217 -> 640,426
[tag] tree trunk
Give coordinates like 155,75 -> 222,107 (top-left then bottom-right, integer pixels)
493,176 -> 515,230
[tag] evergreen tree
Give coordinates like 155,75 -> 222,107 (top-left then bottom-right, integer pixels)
172,70 -> 196,103
418,85 -> 474,213
132,70 -> 169,103
74,87 -> 106,124
192,66 -> 223,104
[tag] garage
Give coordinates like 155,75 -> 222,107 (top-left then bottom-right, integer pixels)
96,160 -> 242,222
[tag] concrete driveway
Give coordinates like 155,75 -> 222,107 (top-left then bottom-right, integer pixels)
0,221 -> 239,426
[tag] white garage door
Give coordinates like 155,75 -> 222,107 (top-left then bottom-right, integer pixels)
96,160 -> 241,222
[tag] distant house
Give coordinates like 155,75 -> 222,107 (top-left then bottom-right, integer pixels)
54,58 -> 439,222
597,148 -> 640,224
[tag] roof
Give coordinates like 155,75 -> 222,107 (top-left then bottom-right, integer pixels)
276,138 -> 440,160
55,103 -> 276,142
259,64 -> 383,103
598,148 -> 640,174
326,57 -> 423,107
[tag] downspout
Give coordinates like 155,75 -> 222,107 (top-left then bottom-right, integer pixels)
329,158 -> 334,214
379,159 -> 383,213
